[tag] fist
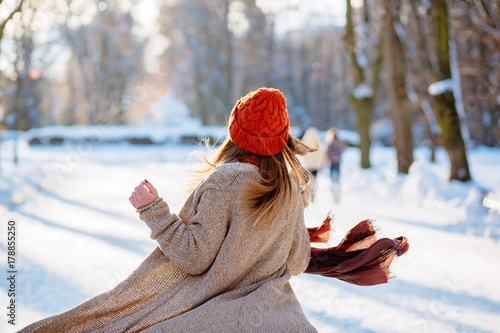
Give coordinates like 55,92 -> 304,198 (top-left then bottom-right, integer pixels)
129,180 -> 159,209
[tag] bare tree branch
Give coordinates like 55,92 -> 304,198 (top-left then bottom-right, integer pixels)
480,0 -> 500,29
469,0 -> 500,36
469,11 -> 500,37
0,0 -> 25,41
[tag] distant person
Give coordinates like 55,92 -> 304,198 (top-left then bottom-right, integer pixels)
300,127 -> 326,179
326,127 -> 347,202
300,127 -> 325,202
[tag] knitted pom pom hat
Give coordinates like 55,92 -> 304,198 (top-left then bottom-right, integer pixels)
229,87 -> 289,156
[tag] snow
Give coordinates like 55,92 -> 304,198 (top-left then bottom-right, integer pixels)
144,89 -> 191,127
428,79 -> 453,96
22,123 -> 227,146
336,129 -> 359,147
1,126 -> 500,333
355,50 -> 369,69
484,189 -> 500,212
352,83 -> 373,99
18,106 -> 227,148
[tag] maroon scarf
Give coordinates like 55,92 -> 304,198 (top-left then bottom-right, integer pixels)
306,214 -> 409,286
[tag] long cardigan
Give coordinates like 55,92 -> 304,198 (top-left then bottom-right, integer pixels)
19,162 -> 317,333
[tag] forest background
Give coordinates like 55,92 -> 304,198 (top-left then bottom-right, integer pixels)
0,0 -> 499,182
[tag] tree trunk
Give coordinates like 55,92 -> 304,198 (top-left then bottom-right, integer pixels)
12,34 -> 38,131
351,97 -> 374,169
430,0 -> 471,181
420,100 -> 437,162
344,0 -> 383,169
408,0 -> 438,162
220,0 -> 233,122
383,1 -> 414,174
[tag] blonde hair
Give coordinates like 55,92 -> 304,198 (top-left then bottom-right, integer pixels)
188,135 -> 316,229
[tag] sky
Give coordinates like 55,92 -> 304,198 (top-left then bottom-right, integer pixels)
264,0 -> 348,36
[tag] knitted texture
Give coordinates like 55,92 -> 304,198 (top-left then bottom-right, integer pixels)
229,87 -> 289,156
19,163 -> 316,333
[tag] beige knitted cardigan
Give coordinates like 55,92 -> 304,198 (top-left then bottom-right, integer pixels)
19,162 -> 317,333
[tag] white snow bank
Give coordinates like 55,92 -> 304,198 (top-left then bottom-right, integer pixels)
147,89 -> 190,126
341,146 -> 500,238
22,123 -> 228,145
483,190 -> 500,210
400,161 -> 486,227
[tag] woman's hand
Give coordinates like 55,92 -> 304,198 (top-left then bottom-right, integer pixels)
129,180 -> 159,209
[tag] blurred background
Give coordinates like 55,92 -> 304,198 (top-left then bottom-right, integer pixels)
0,0 -> 499,174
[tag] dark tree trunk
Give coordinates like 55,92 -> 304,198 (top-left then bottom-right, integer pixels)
430,0 -> 471,181
351,97 -> 374,169
383,1 -> 414,174
344,0 -> 383,169
408,0 -> 438,162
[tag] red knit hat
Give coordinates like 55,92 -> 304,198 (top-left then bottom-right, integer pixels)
229,87 -> 289,156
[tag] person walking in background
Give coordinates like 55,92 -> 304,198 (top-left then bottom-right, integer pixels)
326,127 -> 347,203
300,127 -> 325,179
19,87 -> 318,333
300,127 -> 325,203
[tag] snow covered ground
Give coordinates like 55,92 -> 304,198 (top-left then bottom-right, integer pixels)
0,133 -> 499,333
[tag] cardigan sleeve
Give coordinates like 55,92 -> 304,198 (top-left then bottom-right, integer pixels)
138,188 -> 230,275
287,208 -> 311,276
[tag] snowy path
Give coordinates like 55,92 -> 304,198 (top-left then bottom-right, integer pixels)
1,144 -> 500,333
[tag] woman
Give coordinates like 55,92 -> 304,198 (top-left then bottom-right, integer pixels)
19,88 -> 318,332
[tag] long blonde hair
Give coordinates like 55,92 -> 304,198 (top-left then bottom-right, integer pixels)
188,135 -> 316,228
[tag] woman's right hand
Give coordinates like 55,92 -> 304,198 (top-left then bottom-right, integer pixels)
129,180 -> 159,209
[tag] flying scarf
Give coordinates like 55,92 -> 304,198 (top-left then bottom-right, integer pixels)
306,213 -> 409,286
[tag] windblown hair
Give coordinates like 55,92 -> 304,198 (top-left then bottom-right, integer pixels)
188,135 -> 316,229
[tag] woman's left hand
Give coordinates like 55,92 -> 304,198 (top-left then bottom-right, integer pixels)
129,180 -> 159,209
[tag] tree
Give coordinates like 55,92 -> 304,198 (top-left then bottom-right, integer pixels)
62,2 -> 145,125
428,0 -> 471,181
3,1 -> 43,131
383,0 -> 414,174
275,28 -> 352,130
160,0 -> 234,125
0,0 -> 25,43
238,0 -> 274,94
406,0 -> 440,162
344,0 -> 384,169
0,0 -> 26,131
454,0 -> 500,147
